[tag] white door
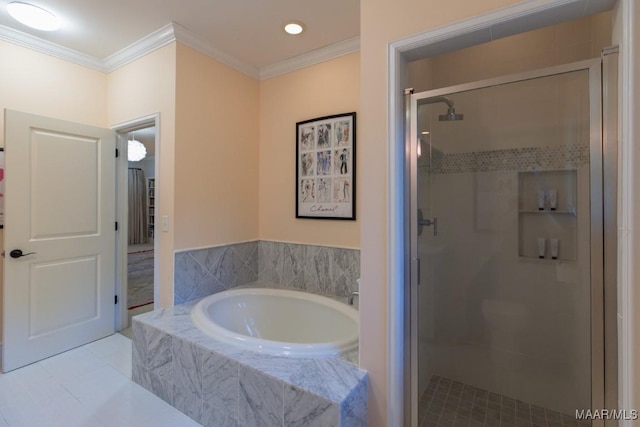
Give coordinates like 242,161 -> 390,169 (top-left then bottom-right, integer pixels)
3,110 -> 116,372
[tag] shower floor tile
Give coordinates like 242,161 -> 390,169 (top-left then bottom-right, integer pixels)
419,376 -> 591,427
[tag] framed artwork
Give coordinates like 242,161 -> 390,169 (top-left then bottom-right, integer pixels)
0,148 -> 4,228
296,112 -> 356,220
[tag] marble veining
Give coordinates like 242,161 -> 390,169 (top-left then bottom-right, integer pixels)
285,385 -> 339,427
172,337 -> 202,396
146,328 -> 173,382
288,358 -> 367,404
202,352 -> 239,427
340,379 -> 368,427
173,382 -> 202,421
175,240 -> 360,305
132,297 -> 368,426
174,241 -> 259,305
239,365 -> 284,427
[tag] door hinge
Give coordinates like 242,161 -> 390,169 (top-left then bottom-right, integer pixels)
115,221 -> 118,231
116,148 -> 120,158
115,295 -> 118,305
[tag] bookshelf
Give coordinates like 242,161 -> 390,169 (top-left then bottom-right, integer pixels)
148,178 -> 155,239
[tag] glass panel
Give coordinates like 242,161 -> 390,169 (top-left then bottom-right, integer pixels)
416,70 -> 592,424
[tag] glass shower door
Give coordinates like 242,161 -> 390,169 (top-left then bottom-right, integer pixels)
410,61 -> 602,426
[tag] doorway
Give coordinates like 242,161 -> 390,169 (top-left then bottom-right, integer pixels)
113,114 -> 160,334
124,127 -> 155,334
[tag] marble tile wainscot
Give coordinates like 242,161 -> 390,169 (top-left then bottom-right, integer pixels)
132,302 -> 368,427
258,241 -> 360,301
174,240 -> 360,305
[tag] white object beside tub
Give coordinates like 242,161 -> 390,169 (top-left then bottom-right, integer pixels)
550,238 -> 559,259
537,237 -> 546,259
191,288 -> 359,357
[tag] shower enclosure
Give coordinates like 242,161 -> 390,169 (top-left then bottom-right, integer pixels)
406,57 -> 617,426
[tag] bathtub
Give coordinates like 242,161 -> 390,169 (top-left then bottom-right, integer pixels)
191,287 -> 359,357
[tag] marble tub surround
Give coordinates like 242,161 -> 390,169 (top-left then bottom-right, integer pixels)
174,240 -> 360,305
258,241 -> 360,301
174,241 -> 259,305
132,301 -> 368,427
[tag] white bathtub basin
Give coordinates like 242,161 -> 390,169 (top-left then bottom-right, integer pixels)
190,288 -> 359,357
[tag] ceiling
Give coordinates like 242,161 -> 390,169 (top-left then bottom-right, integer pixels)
0,0 -> 360,76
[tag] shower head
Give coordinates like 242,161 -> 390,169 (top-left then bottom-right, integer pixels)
438,107 -> 464,121
422,95 -> 464,122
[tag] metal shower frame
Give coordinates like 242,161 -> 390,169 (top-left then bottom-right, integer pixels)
404,57 -> 616,426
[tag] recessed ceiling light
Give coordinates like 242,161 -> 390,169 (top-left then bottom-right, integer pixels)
7,2 -> 60,31
283,21 -> 305,35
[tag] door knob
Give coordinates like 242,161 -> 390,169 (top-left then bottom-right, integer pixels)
9,249 -> 36,259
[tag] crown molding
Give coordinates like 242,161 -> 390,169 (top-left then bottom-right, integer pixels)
0,24 -> 103,70
0,21 -> 359,79
102,23 -> 177,73
171,23 -> 260,79
259,36 -> 360,80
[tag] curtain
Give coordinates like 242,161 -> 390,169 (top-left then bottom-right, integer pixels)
128,168 -> 149,245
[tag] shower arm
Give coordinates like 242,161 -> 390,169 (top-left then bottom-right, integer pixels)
420,96 -> 455,109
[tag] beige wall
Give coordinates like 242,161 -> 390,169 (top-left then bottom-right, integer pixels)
0,40 -> 108,340
0,41 -> 108,138
359,1 -> 522,425
259,53 -> 360,248
174,43 -> 259,250
409,12 -> 611,92
107,43 -> 177,307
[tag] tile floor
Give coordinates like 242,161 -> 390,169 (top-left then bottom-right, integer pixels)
0,334 -> 200,427
420,376 -> 591,427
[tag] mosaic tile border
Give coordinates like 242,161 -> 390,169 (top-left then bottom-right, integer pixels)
421,144 -> 589,174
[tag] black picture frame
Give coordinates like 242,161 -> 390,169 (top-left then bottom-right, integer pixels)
296,112 -> 356,220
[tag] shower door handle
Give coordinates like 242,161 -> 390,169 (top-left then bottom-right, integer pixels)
417,209 -> 437,236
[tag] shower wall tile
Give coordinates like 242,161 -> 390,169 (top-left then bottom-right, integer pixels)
426,143 -> 590,175
176,240 -> 360,304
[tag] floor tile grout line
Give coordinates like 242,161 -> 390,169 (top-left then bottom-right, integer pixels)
450,380 -> 463,427
423,375 -> 593,427
441,377 -> 454,426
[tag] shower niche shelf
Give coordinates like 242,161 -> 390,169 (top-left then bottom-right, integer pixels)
518,170 -> 577,262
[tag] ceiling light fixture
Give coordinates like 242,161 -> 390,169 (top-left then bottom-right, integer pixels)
7,2 -> 60,31
128,139 -> 147,162
283,21 -> 305,35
